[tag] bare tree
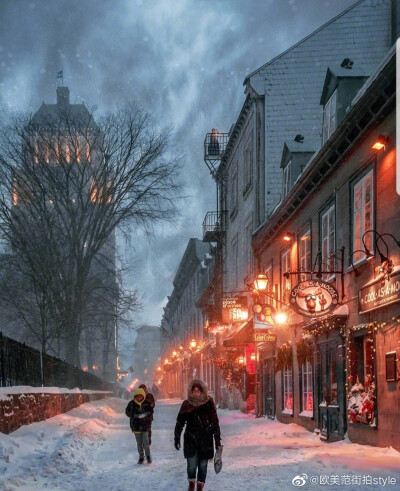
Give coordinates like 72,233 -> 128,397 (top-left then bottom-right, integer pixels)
0,102 -> 180,366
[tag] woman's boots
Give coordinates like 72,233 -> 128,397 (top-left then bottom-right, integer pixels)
187,479 -> 205,490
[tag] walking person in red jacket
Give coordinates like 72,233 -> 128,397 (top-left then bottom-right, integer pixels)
174,379 -> 222,491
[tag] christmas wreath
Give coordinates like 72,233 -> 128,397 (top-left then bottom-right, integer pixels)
296,337 -> 314,366
275,342 -> 293,372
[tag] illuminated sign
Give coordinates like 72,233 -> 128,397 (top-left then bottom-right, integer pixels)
290,280 -> 339,318
359,271 -> 400,313
253,332 -> 277,343
221,296 -> 248,323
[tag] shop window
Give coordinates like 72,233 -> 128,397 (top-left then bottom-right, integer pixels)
282,368 -> 293,414
300,361 -> 313,416
352,169 -> 374,263
347,329 -> 376,427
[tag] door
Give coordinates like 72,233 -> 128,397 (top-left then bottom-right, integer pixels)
262,358 -> 275,419
316,335 -> 346,441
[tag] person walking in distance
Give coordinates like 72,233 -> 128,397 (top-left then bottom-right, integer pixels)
174,379 -> 222,491
139,383 -> 155,445
125,388 -> 153,464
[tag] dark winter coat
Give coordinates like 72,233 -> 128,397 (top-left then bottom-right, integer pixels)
174,397 -> 221,460
125,398 -> 153,432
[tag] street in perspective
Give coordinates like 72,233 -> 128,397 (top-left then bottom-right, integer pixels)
0,1 -> 400,490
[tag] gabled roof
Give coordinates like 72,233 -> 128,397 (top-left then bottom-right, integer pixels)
244,0 -> 365,85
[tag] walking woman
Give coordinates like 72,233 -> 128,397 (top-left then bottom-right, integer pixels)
174,380 -> 222,491
125,388 -> 153,464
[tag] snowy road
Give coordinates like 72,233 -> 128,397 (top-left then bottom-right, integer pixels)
1,397 -> 400,490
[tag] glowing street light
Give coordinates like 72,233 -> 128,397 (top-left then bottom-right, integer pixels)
189,339 -> 197,350
275,312 -> 288,324
253,274 -> 268,293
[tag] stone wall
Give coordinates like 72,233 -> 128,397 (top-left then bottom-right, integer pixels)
0,391 -> 112,434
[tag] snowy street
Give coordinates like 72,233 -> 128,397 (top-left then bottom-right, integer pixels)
1,398 -> 400,491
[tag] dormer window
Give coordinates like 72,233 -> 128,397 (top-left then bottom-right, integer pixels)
283,159 -> 291,198
322,89 -> 337,144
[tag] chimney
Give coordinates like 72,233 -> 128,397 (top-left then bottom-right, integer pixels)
57,86 -> 70,108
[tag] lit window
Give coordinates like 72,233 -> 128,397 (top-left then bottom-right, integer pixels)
301,361 -> 313,414
353,170 -> 374,263
323,89 -> 337,144
283,368 -> 293,414
321,204 -> 335,279
347,331 -> 375,426
281,248 -> 291,303
299,230 -> 311,281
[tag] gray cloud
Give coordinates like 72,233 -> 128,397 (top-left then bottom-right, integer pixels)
0,0 -> 356,335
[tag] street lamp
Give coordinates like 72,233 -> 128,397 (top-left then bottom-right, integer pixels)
253,274 -> 268,293
189,339 -> 197,350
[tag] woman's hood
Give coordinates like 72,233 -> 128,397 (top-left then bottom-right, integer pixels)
187,379 -> 208,398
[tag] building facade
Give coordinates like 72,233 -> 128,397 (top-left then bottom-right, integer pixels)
160,239 -> 216,398
201,0 -> 395,414
253,46 -> 399,449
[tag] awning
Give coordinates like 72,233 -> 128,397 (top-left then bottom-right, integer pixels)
223,318 -> 253,347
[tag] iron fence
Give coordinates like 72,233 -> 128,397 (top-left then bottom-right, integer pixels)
0,332 -> 114,390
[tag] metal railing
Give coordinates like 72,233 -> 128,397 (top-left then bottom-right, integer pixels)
202,211 -> 227,241
0,332 -> 114,390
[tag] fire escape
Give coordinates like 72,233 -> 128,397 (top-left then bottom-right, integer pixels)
201,130 -> 229,324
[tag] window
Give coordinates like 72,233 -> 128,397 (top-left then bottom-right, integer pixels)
347,331 -> 375,426
283,160 -> 291,198
299,229 -> 311,281
282,368 -> 293,414
245,217 -> 253,277
281,248 -> 291,303
243,140 -> 252,195
265,262 -> 273,293
321,204 -> 335,279
323,89 -> 337,144
229,167 -> 238,219
301,361 -> 313,416
353,170 -> 374,263
231,236 -> 238,289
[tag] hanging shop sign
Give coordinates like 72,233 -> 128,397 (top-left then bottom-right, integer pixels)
359,271 -> 400,314
253,332 -> 277,343
253,304 -> 275,328
290,280 -> 339,318
221,296 -> 248,323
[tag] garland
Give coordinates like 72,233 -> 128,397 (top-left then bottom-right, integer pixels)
275,342 -> 293,372
296,337 -> 314,367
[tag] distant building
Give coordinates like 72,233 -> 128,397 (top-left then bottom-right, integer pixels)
1,86 -> 117,381
161,238 -> 215,398
131,324 -> 161,386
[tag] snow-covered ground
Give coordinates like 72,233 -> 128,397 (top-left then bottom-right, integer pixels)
1,397 -> 400,490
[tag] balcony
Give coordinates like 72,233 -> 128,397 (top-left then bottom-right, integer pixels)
204,131 -> 229,179
202,211 -> 227,242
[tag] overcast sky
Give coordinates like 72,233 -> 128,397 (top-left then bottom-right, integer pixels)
0,0 -> 357,353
